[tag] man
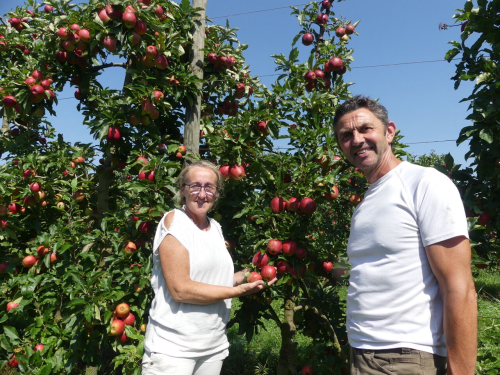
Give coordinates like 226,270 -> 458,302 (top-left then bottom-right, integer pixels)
333,96 -> 477,375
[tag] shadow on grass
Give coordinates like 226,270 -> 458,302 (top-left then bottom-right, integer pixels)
222,336 -> 279,375
474,269 -> 500,298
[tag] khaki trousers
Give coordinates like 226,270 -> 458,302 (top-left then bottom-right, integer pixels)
350,347 -> 447,375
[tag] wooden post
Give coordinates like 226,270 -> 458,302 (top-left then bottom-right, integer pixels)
184,0 -> 207,160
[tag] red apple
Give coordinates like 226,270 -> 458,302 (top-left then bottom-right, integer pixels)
105,4 -> 122,19
304,71 -> 316,83
134,20 -> 147,35
290,265 -> 306,279
30,182 -> 41,192
299,198 -> 317,214
49,252 -> 58,263
302,365 -> 314,375
267,239 -> 282,255
124,241 -> 137,254
22,255 -> 37,267
324,186 -> 339,201
282,240 -> 297,256
78,29 -> 91,43
478,212 -> 492,226
110,319 -> 125,335
286,197 -> 300,212
138,221 -> 151,233
115,303 -> 130,318
44,5 -> 53,13
121,312 -> 135,325
0,262 -> 8,273
277,260 -> 290,274
322,261 -> 333,272
8,354 -> 19,367
316,13 -> 328,24
302,32 -> 314,46
146,45 -> 158,60
73,192 -> 85,202
260,265 -> 277,281
270,197 -> 286,213
329,57 -> 343,71
107,126 -> 121,142
247,271 -> 262,283
34,344 -> 44,352
2,96 -> 17,109
321,0 -> 331,9
252,252 -> 269,268
207,53 -> 218,64
152,90 -> 164,103
103,36 -> 117,52
119,332 -> 129,342
6,301 -> 19,312
155,55 -> 168,70
122,11 -> 137,28
335,27 -> 346,37
98,9 -> 111,22
56,50 -> 67,62
219,165 -> 230,179
346,24 -> 355,35
229,165 -> 246,180
295,248 -> 307,260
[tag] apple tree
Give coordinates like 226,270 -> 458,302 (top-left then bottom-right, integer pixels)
0,0 -> 262,373
445,0 -> 500,269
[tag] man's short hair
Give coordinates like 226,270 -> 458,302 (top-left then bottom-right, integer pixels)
333,95 -> 390,129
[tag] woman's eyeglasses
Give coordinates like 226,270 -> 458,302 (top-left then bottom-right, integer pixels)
182,183 -> 218,196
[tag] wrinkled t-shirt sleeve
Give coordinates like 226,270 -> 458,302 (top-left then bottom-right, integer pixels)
416,172 -> 469,247
152,211 -> 191,257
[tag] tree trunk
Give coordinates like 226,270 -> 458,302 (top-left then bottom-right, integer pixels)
96,59 -> 132,218
1,110 -> 10,137
277,286 -> 299,375
184,0 -> 207,159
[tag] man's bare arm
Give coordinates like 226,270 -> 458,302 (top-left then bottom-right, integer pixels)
425,236 -> 477,375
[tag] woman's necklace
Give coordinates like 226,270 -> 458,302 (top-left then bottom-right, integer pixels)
181,206 -> 210,231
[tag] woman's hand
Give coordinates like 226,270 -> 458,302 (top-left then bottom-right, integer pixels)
235,275 -> 278,296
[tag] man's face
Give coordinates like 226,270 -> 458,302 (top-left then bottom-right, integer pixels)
335,108 -> 396,176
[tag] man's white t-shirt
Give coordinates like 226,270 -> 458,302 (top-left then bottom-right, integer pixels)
346,161 -> 469,357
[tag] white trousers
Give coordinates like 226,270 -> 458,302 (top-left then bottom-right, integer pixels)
141,350 -> 227,375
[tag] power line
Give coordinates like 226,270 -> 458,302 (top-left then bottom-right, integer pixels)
405,139 -> 456,145
209,3 -> 309,19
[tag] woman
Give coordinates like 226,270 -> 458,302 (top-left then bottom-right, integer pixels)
142,160 -> 274,375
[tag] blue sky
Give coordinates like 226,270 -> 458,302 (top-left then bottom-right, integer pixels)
1,0 -> 475,167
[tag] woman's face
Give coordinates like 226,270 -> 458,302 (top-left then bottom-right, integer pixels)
182,167 -> 218,217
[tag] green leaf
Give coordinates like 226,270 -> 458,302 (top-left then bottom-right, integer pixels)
479,128 -> 493,143
3,326 -> 20,340
84,304 -> 93,322
445,48 -> 460,62
66,298 -> 87,307
39,364 -> 53,375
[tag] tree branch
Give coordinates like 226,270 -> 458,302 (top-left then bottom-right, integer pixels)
266,302 -> 282,326
303,304 -> 348,364
91,62 -> 127,71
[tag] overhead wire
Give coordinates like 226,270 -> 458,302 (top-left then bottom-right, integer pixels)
46,4 -> 465,147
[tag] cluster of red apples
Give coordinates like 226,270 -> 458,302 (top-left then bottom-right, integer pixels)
7,344 -> 45,368
110,303 -> 137,342
2,69 -> 55,116
219,164 -> 246,180
0,158 -> 87,230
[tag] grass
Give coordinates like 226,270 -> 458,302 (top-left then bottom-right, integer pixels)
223,270 -> 500,375
475,270 -> 500,374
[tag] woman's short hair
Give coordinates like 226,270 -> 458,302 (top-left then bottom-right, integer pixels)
172,160 -> 224,208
